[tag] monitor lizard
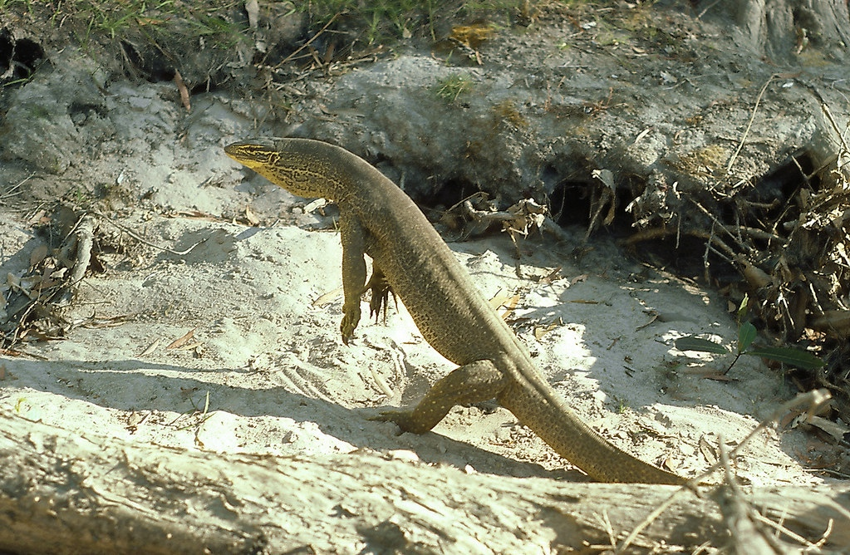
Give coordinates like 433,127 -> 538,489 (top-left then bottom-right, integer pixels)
225,138 -> 687,484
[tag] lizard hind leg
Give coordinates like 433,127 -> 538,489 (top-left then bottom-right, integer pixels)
370,359 -> 509,434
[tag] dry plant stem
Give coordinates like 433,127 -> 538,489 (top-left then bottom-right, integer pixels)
703,221 -> 717,282
690,198 -> 751,253
805,84 -> 850,154
623,227 -> 671,244
276,12 -> 339,68
539,215 -> 572,242
5,300 -> 37,347
586,187 -> 615,240
625,226 -> 737,263
599,510 -> 617,551
697,0 -> 724,19
690,229 -> 736,260
738,226 -> 784,243
727,73 -> 778,174
616,388 -> 832,553
697,388 -> 831,484
717,437 -> 777,554
752,508 -> 834,550
0,172 -> 32,201
93,210 -> 206,256
461,201 -> 516,225
444,191 -> 488,215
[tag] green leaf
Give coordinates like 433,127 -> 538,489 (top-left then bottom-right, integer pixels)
737,322 -> 757,353
675,336 -> 729,355
745,347 -> 825,370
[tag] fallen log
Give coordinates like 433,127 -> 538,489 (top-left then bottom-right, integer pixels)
1,409 -> 847,554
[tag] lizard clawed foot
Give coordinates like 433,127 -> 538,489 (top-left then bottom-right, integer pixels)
340,301 -> 361,345
369,284 -> 393,323
368,409 -> 430,435
366,266 -> 394,323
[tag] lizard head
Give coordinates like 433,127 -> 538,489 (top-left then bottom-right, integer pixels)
225,138 -> 338,199
224,138 -> 286,184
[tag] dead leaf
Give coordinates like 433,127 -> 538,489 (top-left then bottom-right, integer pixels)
303,198 -> 328,214
174,70 -> 191,111
244,205 -> 260,226
172,210 -> 215,219
780,408 -> 801,429
737,255 -> 772,289
796,414 -> 848,443
538,266 -> 562,284
138,338 -> 161,357
500,294 -> 520,320
18,275 -> 43,295
126,411 -> 149,427
171,341 -> 203,352
489,290 -> 520,320
29,245 -> 48,268
166,329 -> 195,350
488,289 -> 509,310
139,15 -> 168,25
533,321 -> 560,341
27,209 -> 46,225
698,435 -> 718,464
313,287 -> 343,307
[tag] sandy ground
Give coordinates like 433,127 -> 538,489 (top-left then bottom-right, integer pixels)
0,73 -> 832,488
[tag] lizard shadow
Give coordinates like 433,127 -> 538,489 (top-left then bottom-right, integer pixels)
2,355 -> 587,482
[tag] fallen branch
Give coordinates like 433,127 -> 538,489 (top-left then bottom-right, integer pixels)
1,406 -> 847,554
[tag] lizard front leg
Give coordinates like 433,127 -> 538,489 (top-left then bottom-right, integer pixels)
372,359 -> 509,434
